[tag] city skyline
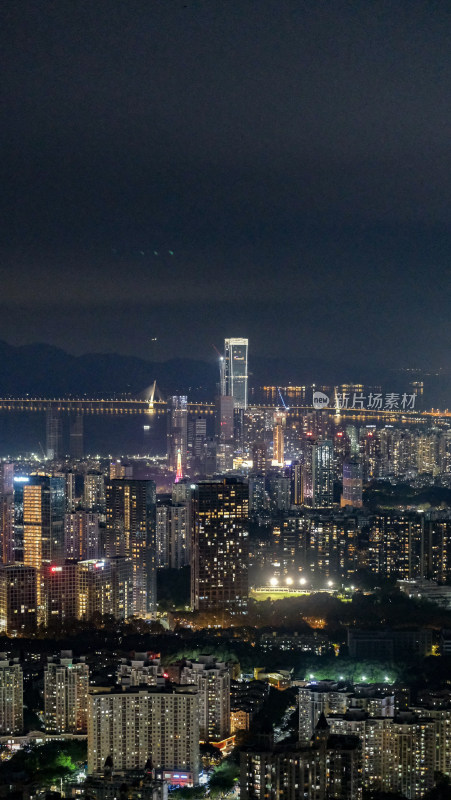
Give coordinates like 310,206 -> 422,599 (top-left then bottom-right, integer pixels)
2,2 -> 451,797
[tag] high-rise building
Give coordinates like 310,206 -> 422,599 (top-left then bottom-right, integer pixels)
224,338 -> 248,410
54,470 -> 76,513
0,656 -> 23,734
216,395 -> 235,441
44,650 -> 89,733
341,461 -> 363,508
167,397 -> 188,477
23,475 -> 66,571
216,394 -> 235,472
43,560 -> 78,626
252,441 -> 268,476
328,710 -> 435,797
84,471 -> 105,514
273,411 -> 286,466
87,685 -> 199,785
181,656 -> 231,742
0,463 -> 14,565
249,474 -> 267,514
156,502 -> 190,570
106,479 -> 157,615
69,415 -> 84,459
188,416 -> 207,471
191,479 -> 248,611
0,565 -> 37,634
267,474 -> 290,512
46,408 -> 62,460
240,725 -> 361,800
78,557 -> 134,621
312,441 -> 334,509
290,461 -> 303,505
64,511 -> 100,560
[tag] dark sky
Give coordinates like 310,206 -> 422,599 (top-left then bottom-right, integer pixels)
2,0 -> 451,368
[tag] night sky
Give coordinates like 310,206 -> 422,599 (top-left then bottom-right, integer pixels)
2,1 -> 451,369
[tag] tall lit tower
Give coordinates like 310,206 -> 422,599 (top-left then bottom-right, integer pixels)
167,396 -> 188,474
23,475 -> 66,569
273,411 -> 286,466
191,478 -> 248,611
105,479 -> 157,614
312,440 -> 334,509
224,338 -> 248,410
175,449 -> 183,483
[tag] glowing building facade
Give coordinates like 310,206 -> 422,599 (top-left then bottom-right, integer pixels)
191,478 -> 248,611
224,338 -> 248,410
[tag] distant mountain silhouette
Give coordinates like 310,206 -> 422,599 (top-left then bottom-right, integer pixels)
0,341 -> 447,407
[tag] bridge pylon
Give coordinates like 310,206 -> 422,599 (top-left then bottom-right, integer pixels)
138,381 -> 164,412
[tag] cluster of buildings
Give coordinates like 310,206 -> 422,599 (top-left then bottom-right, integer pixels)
0,463 -> 250,631
0,650 -> 233,791
249,508 -> 451,586
0,338 -> 451,798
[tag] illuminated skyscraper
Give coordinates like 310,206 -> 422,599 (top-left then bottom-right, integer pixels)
83,471 -> 105,513
87,685 -> 199,784
105,479 -> 157,614
191,478 -> 248,611
156,501 -> 190,570
77,557 -> 134,621
252,440 -> 268,476
188,415 -> 207,470
240,725 -> 361,800
167,396 -> 188,475
54,470 -> 76,512
181,656 -> 231,742
44,650 -> 89,733
312,441 -> 334,509
273,411 -> 286,466
43,561 -> 78,626
23,475 -> 66,571
0,656 -> 23,734
290,461 -> 303,505
224,338 -> 248,410
0,564 -> 37,634
0,463 -> 14,564
64,511 -> 100,560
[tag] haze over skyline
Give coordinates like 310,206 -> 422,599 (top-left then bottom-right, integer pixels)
2,1 -> 451,366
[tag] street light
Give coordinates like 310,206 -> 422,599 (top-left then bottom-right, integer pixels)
299,577 -> 307,585
270,577 -> 278,586
286,577 -> 293,585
